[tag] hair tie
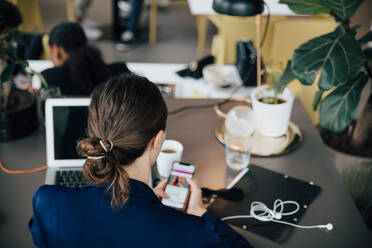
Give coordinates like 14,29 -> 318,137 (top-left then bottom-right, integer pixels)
87,156 -> 105,160
99,139 -> 114,153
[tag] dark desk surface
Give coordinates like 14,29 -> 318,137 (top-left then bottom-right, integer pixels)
0,99 -> 371,247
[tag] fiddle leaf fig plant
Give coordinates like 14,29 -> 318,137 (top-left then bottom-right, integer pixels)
274,0 -> 372,141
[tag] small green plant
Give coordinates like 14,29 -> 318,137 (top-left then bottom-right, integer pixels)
0,27 -> 47,111
263,62 -> 287,104
272,0 -> 371,148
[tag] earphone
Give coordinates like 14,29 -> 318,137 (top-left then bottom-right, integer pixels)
221,199 -> 333,231
223,168 -> 333,232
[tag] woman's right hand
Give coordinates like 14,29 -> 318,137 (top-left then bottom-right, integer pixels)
186,177 -> 207,217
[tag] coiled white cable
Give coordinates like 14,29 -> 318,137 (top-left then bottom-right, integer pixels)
221,199 -> 333,231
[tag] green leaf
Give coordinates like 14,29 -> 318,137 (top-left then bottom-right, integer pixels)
359,31 -> 372,45
319,73 -> 368,132
0,63 -> 16,83
313,90 -> 324,111
28,68 -> 48,88
273,60 -> 296,95
323,0 -> 363,21
291,26 -> 364,90
279,0 -> 331,15
280,0 -> 363,22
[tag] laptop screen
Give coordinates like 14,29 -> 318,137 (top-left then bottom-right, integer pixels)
53,106 -> 89,160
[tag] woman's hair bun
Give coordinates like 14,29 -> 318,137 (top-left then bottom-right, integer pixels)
77,137 -> 105,157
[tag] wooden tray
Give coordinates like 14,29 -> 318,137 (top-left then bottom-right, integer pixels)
214,98 -> 302,157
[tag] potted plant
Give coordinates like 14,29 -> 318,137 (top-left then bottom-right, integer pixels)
248,63 -> 294,137
251,84 -> 294,137
273,0 -> 372,216
0,25 -> 47,142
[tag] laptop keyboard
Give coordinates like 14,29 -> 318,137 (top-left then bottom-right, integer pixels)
55,170 -> 87,188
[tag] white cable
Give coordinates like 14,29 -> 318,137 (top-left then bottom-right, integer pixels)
221,199 -> 333,231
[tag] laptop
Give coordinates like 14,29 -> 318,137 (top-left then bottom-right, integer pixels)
44,98 -> 152,187
44,98 -> 90,187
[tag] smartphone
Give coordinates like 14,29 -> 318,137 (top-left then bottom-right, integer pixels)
161,161 -> 196,210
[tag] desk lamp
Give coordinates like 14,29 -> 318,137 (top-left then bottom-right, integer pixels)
212,0 -> 264,86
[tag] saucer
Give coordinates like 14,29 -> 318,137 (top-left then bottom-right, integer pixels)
215,120 -> 302,157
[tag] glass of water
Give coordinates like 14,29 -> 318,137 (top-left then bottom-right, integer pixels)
225,134 -> 254,171
224,105 -> 256,185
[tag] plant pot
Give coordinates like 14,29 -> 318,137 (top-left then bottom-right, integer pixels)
251,85 -> 294,137
0,89 -> 38,142
327,146 -> 372,211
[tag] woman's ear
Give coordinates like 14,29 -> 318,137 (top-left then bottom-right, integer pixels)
49,44 -> 68,67
148,130 -> 166,165
153,130 -> 166,152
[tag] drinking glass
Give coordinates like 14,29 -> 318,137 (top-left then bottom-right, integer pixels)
224,134 -> 254,186
224,105 -> 255,186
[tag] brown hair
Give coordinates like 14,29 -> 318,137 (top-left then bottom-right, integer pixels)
49,22 -> 108,94
77,73 -> 167,209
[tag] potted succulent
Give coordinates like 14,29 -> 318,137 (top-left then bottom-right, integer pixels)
0,24 -> 47,142
273,0 -> 372,217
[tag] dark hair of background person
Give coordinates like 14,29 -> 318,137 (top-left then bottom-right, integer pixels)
77,74 -> 168,209
48,22 -> 108,94
0,0 -> 22,32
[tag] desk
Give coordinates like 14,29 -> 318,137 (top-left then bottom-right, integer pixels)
0,98 -> 371,247
28,60 -> 253,99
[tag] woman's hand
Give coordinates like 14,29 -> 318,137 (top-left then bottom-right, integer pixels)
153,179 -> 170,200
186,177 -> 207,217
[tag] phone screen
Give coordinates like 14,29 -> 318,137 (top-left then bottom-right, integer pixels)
161,162 -> 195,209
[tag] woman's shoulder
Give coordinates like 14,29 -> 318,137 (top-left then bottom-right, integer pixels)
41,66 -> 67,77
34,184 -> 66,197
41,66 -> 71,87
32,184 -> 103,210
34,184 -> 75,200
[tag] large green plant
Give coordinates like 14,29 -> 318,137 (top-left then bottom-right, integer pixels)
275,0 -> 372,133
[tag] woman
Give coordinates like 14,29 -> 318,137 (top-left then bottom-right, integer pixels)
42,22 -> 129,95
29,74 -> 252,248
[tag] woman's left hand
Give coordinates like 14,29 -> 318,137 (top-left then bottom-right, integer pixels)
153,178 -> 170,200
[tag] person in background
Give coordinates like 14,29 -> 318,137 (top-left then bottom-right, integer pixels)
74,0 -> 102,40
42,22 -> 130,95
29,74 -> 253,248
116,0 -> 144,51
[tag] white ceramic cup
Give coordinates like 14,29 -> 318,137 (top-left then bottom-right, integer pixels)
251,85 -> 294,137
156,140 -> 183,178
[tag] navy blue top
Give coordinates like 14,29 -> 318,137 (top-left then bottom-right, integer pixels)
29,179 -> 252,248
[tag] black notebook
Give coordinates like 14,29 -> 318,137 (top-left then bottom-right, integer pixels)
208,165 -> 321,243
